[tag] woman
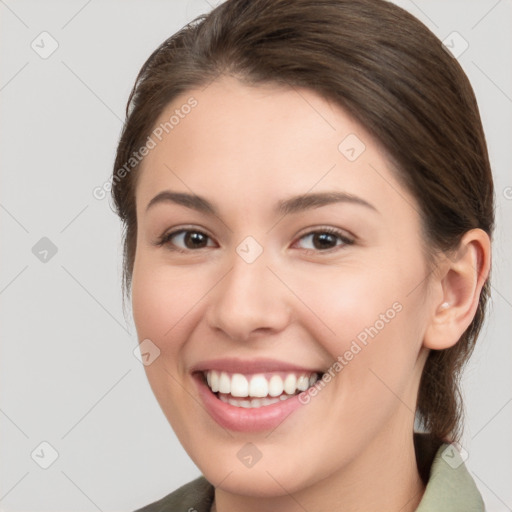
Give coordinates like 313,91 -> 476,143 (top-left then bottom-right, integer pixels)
112,0 -> 493,510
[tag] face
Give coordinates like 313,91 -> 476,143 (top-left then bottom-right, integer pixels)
131,76 -> 433,496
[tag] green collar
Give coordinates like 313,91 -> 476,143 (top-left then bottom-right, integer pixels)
416,442 -> 484,511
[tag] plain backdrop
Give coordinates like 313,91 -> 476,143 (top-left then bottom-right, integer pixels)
0,1 -> 511,511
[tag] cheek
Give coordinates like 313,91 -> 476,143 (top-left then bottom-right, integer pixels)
131,256 -> 204,435
131,255 -> 204,354
291,259 -> 427,392
288,263 -> 405,346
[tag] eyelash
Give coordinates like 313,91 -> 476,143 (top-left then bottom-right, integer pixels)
297,227 -> 354,253
156,226 -> 354,254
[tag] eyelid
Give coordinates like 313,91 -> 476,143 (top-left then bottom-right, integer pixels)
294,225 -> 355,240
155,225 -> 217,250
292,226 -> 355,253
156,225 -> 355,253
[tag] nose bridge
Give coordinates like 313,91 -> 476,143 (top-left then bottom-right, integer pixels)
206,242 -> 291,340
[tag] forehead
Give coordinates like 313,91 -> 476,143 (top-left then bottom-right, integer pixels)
135,76 -> 418,223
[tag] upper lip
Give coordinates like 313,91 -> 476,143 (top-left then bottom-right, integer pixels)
191,357 -> 324,374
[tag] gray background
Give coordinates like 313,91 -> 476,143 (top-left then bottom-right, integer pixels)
0,0 -> 510,510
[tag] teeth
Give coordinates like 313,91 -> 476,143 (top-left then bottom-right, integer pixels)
297,375 -> 309,391
230,373 -> 249,397
210,371 -> 219,392
204,370 -> 320,404
251,398 -> 262,408
249,375 -> 268,397
268,375 -> 284,397
218,372 -> 231,394
283,374 -> 297,394
219,394 -> 289,408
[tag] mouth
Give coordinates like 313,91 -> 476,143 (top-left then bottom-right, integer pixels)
192,358 -> 327,431
200,370 -> 322,408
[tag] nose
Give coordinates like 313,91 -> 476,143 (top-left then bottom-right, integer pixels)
205,249 -> 292,342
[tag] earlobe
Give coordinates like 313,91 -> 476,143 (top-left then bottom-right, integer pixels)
423,229 -> 491,351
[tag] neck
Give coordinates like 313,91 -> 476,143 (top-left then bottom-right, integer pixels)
213,426 -> 425,512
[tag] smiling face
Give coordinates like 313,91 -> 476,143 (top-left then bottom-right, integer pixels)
131,76 -> 434,499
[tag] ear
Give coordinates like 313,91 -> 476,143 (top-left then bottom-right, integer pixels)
423,229 -> 491,350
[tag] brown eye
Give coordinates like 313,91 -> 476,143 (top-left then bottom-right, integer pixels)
182,231 -> 209,249
311,232 -> 338,250
160,229 -> 215,251
295,229 -> 353,252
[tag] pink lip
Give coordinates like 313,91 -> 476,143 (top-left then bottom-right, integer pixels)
191,357 -> 323,374
193,373 -> 308,432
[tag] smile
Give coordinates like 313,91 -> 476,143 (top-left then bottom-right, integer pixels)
192,359 -> 327,431
204,370 -> 320,408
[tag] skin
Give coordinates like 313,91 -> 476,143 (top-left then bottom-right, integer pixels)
131,76 -> 490,512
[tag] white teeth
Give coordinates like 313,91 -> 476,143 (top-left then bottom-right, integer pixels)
220,394 -> 289,408
268,375 -> 284,397
204,370 -> 320,402
231,373 -> 249,397
284,374 -> 297,394
210,370 -> 219,392
297,375 -> 309,391
218,372 -> 231,394
249,375 -> 269,397
251,398 -> 262,408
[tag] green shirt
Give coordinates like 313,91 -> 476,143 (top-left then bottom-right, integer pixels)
135,441 -> 484,512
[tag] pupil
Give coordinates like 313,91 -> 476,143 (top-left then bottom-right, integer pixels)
186,232 -> 207,248
314,233 -> 335,249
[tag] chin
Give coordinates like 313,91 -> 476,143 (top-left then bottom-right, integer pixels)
204,462 -> 310,498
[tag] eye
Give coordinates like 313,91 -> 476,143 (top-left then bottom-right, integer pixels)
157,228 -> 216,252
294,228 -> 353,252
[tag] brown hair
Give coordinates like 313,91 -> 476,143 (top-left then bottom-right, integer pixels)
112,0 -> 494,443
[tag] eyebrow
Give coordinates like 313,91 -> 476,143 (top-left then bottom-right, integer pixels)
146,191 -> 216,215
276,191 -> 377,215
145,190 -> 378,216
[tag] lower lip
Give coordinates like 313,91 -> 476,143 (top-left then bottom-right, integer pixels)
194,374 -> 307,432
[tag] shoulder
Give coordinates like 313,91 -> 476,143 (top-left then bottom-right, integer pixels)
416,440 -> 485,511
134,477 -> 214,512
